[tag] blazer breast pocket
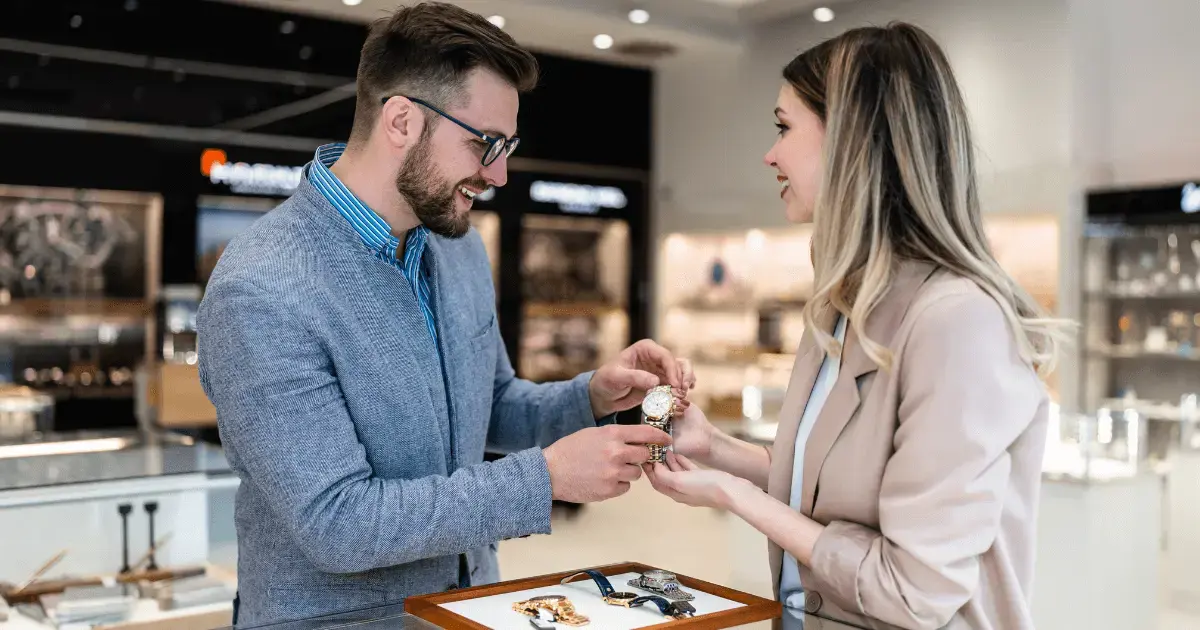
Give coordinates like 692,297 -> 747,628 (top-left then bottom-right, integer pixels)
467,311 -> 494,341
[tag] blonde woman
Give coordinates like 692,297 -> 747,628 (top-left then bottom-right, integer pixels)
646,23 -> 1071,630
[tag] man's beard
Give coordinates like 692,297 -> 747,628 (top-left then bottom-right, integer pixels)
394,134 -> 481,239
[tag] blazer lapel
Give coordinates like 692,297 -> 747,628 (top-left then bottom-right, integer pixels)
799,259 -> 941,516
766,317 -> 829,595
800,324 -> 875,515
346,248 -> 453,467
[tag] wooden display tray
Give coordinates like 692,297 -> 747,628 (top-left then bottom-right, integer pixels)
405,562 -> 781,630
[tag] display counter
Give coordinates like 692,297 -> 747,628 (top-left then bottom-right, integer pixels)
216,592 -> 872,630
0,429 -> 239,627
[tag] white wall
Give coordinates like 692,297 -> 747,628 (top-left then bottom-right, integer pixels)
652,0 -> 1072,237
1068,0 -> 1200,188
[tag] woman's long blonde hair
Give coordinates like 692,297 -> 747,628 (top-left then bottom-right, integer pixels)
788,23 -> 1071,376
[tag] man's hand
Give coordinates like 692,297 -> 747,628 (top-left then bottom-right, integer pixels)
588,340 -> 695,418
543,424 -> 671,503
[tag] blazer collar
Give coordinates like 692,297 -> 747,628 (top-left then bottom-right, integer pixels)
766,258 -> 940,591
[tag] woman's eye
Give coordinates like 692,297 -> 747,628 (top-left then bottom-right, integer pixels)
774,122 -> 788,137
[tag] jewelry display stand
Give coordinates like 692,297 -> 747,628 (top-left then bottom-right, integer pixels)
405,562 -> 781,630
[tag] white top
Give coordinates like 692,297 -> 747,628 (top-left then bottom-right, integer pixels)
779,314 -> 847,609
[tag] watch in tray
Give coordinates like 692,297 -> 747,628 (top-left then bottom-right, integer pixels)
633,594 -> 696,620
560,569 -> 641,607
562,569 -> 696,619
512,595 -> 589,626
628,569 -> 695,601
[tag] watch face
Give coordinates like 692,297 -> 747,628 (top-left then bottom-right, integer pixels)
645,570 -> 674,581
641,390 -> 673,417
608,592 -> 638,602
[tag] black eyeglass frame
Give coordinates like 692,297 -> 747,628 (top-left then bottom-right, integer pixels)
381,95 -> 519,167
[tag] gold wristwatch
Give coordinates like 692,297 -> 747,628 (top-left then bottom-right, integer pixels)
512,595 -> 589,626
640,384 -> 676,464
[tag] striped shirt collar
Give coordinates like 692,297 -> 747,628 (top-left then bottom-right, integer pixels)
307,142 -> 429,266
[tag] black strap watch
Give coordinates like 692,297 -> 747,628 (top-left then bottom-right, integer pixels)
632,595 -> 697,619
560,569 -> 641,606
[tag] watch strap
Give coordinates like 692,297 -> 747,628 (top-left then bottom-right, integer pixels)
560,569 -> 616,597
632,595 -> 695,618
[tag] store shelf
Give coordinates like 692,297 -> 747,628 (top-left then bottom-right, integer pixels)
0,298 -> 151,319
1096,398 -> 1190,422
1086,346 -> 1200,362
668,298 -> 808,314
39,385 -> 137,400
1086,289 -> 1200,300
523,302 -> 625,318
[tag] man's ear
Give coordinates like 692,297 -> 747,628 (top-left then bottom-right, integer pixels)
380,97 -> 423,150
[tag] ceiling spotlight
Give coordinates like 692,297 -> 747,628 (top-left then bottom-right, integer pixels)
813,7 -> 834,22
70,15 -> 83,28
299,45 -> 314,60
487,15 -> 506,28
280,20 -> 296,34
593,34 -> 614,50
342,0 -> 362,6
628,9 -> 649,24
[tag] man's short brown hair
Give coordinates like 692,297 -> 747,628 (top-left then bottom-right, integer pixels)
349,1 -> 539,142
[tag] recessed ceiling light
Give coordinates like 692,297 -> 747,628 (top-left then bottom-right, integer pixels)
487,15 -> 506,28
593,34 -> 614,50
628,9 -> 649,24
280,20 -> 296,34
342,0 -> 362,6
70,15 -> 83,28
813,7 -> 834,22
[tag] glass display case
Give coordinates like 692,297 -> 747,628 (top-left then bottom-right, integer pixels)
1080,183 -> 1200,465
656,213 -> 1061,423
517,215 -> 629,383
0,185 -> 162,434
1041,405 -> 1146,482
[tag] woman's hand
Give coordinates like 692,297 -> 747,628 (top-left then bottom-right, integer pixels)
670,397 -> 717,461
644,451 -> 753,510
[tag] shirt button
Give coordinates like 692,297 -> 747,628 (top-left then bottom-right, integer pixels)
804,591 -> 823,613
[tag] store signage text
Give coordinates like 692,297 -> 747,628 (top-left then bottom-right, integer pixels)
529,180 -> 627,215
1183,183 -> 1200,214
201,148 -> 303,196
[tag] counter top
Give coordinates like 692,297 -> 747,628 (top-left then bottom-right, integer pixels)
212,600 -> 871,630
0,430 -> 230,492
721,418 -> 1154,485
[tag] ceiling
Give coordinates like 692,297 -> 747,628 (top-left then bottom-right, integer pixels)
213,0 -> 862,66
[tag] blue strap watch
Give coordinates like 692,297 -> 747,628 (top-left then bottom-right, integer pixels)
560,569 -> 696,618
560,569 -> 641,606
632,595 -> 697,619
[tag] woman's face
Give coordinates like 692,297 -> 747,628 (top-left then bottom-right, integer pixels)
763,83 -> 825,224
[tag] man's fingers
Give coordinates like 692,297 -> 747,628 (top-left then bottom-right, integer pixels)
620,444 -> 654,465
617,463 -> 643,483
612,423 -> 673,445
633,340 -> 681,389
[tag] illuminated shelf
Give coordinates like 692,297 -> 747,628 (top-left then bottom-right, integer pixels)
0,299 -> 151,319
524,302 -> 625,318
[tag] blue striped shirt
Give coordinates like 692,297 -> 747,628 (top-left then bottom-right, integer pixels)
307,143 -> 439,352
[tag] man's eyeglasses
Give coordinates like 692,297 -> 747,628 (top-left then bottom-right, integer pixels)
381,95 -> 519,167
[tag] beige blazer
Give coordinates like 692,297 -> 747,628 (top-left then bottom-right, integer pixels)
767,261 -> 1049,630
